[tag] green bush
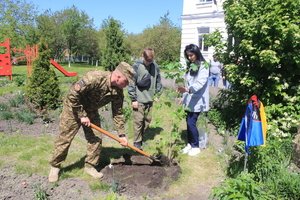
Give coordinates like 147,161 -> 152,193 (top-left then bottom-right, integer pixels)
0,79 -> 10,87
225,132 -> 299,199
9,93 -> 25,107
0,111 -> 14,120
248,137 -> 292,182
15,109 -> 35,124
0,103 -> 9,111
266,90 -> 300,138
207,108 -> 227,132
14,76 -> 26,86
26,40 -> 61,111
211,172 -> 274,200
152,89 -> 185,161
228,137 -> 293,179
266,168 -> 300,200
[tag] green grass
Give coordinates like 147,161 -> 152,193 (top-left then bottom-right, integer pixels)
0,132 -> 52,174
0,64 -> 99,96
0,132 -> 89,177
90,181 -> 111,192
33,184 -> 49,200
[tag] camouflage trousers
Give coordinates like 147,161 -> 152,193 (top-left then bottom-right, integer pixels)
50,105 -> 102,168
133,103 -> 152,143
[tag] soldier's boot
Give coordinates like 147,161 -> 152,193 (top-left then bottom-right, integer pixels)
84,167 -> 103,179
48,166 -> 60,182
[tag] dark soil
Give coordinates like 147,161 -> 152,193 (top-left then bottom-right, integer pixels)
0,166 -> 97,200
101,161 -> 181,199
0,161 -> 180,200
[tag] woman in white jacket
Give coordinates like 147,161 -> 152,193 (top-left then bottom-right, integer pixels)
177,44 -> 209,156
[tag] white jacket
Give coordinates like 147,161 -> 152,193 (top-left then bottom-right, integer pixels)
182,64 -> 209,112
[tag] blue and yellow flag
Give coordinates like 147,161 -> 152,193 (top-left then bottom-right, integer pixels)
238,95 -> 267,153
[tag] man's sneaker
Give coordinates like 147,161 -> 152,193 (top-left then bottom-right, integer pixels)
181,143 -> 192,154
188,148 -> 201,156
84,167 -> 103,179
48,166 -> 60,182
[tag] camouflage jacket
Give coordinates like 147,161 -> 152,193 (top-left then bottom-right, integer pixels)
65,70 -> 125,133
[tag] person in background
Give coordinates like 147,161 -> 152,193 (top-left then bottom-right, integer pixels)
128,48 -> 162,150
177,44 -> 209,156
48,62 -> 134,183
221,64 -> 231,89
209,54 -> 222,87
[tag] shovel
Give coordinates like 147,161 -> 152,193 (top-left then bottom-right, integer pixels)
90,123 -> 165,166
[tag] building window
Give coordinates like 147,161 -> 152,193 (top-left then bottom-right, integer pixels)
199,0 -> 213,3
198,27 -> 210,52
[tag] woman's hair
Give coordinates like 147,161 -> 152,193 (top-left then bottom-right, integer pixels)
184,44 -> 205,62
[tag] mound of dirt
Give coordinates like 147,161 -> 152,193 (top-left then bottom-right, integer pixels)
101,162 -> 181,199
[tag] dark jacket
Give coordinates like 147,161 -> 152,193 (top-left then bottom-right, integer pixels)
128,59 -> 162,103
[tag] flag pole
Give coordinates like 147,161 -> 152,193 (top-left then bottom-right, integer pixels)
243,125 -> 248,172
243,152 -> 248,172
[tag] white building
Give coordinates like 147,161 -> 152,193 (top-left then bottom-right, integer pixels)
180,0 -> 227,65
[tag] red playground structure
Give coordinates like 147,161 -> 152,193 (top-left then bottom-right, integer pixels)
50,59 -> 77,77
0,38 -> 12,80
12,43 -> 38,77
0,38 -> 77,80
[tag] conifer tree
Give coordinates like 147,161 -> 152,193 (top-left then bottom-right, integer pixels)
101,17 -> 130,71
26,40 -> 61,111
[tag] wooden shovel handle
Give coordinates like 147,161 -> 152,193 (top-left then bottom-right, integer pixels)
90,123 -> 151,158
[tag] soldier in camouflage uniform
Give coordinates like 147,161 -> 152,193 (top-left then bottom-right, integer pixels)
128,48 -> 162,150
48,62 -> 134,183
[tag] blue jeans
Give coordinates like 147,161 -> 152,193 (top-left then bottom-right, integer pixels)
186,112 -> 200,148
223,79 -> 231,89
209,73 -> 220,87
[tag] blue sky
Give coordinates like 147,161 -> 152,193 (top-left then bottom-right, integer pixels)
28,0 -> 183,34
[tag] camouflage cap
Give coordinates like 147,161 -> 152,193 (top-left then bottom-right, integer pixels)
116,62 -> 135,84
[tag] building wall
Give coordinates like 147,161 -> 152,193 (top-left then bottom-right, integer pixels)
180,0 -> 227,65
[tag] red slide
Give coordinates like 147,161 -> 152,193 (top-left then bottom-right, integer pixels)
50,59 -> 77,77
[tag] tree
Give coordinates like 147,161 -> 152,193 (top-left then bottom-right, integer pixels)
101,17 -> 130,71
36,10 -> 67,60
0,0 -> 38,47
37,10 -> 67,59
58,6 -> 94,66
26,40 -> 61,112
203,29 -> 226,61
140,12 -> 181,65
125,33 -> 144,61
36,7 -> 97,63
211,0 -> 300,136
210,2 -> 300,198
76,27 -> 100,64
